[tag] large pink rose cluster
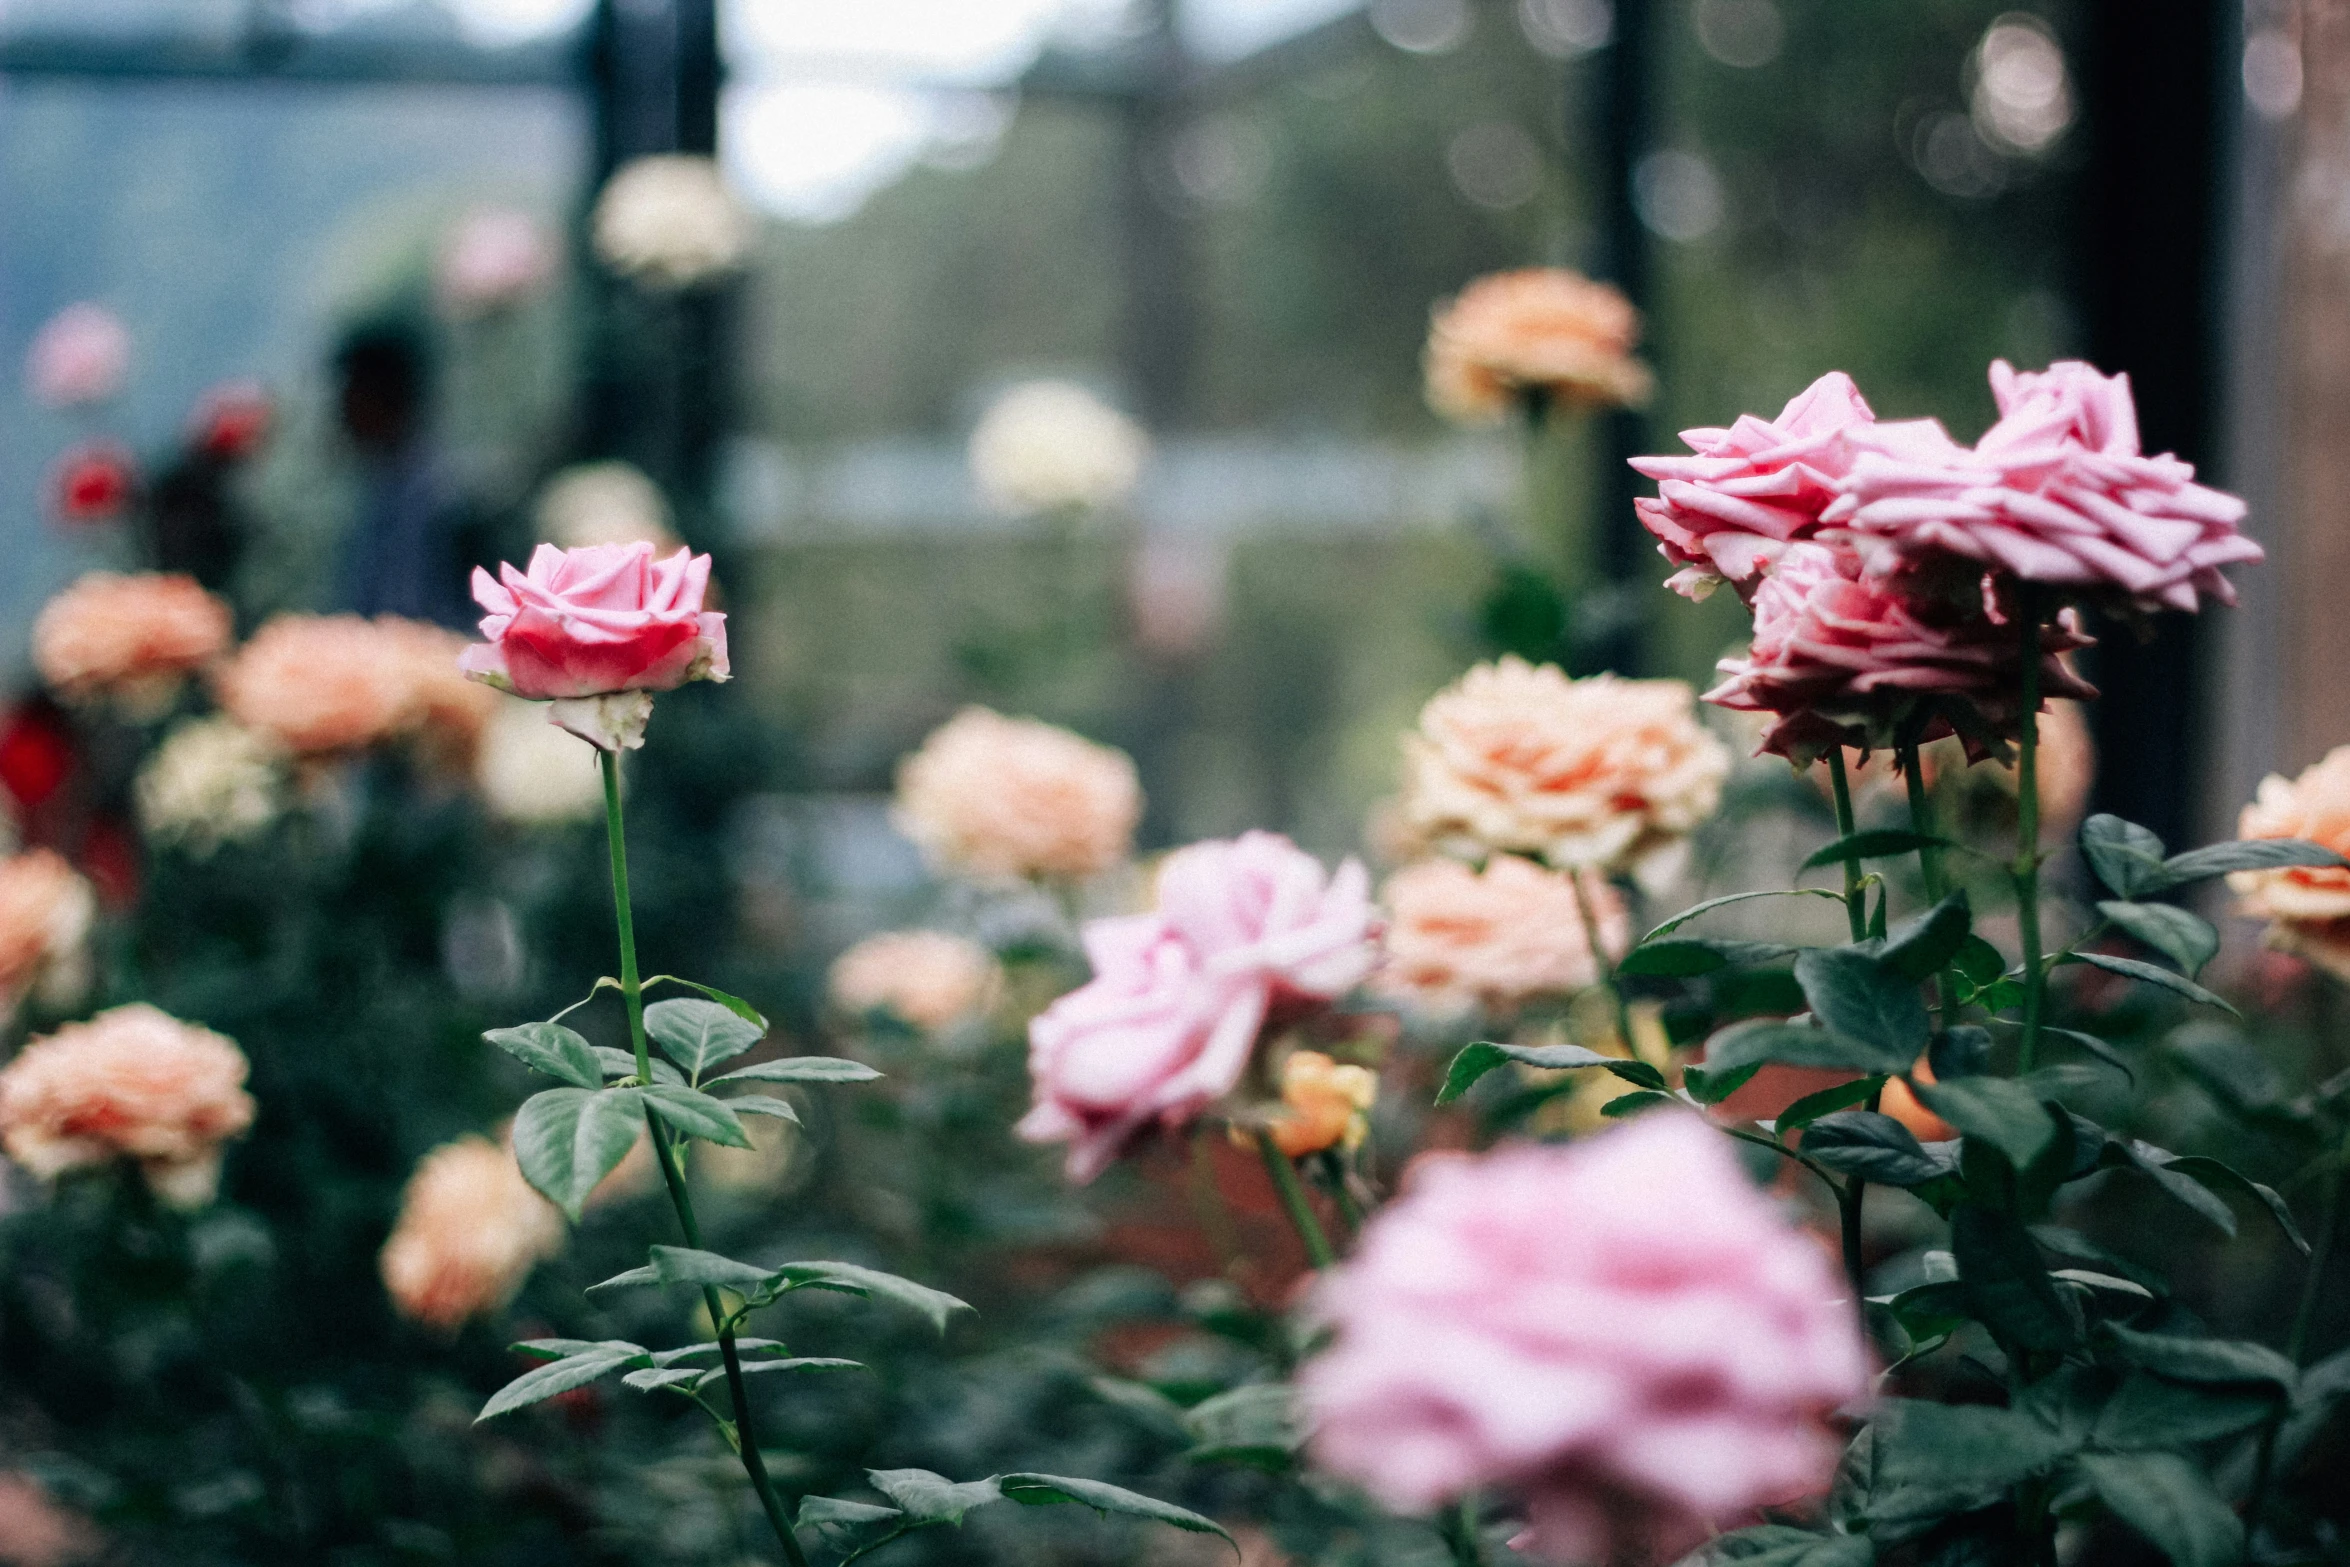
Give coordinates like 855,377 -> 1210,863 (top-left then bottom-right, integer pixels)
1299,1115 -> 1869,1564
1635,360 -> 2254,760
1018,831 -> 1376,1181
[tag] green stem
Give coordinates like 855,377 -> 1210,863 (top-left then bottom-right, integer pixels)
1570,871 -> 1638,1058
2013,590 -> 2046,1076
1837,1171 -> 1868,1303
1439,1492 -> 1484,1567
1255,1129 -> 1337,1269
1898,736 -> 1959,1025
603,749 -> 811,1567
1826,750 -> 1869,942
2247,1142 -> 2349,1533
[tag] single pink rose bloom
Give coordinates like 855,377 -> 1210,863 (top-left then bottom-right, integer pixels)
1705,541 -> 2097,764
25,303 -> 129,409
1298,1115 -> 1869,1564
1154,830 -> 1378,1000
1826,359 -> 2260,613
459,541 -> 728,702
1016,914 -> 1268,1183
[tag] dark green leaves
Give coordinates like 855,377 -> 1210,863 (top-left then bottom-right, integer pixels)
1859,1399 -> 2076,1536
639,974 -> 768,1028
1436,1041 -> 1660,1105
997,1473 -> 1234,1547
2081,816 -> 2171,899
1801,830 -> 1956,872
640,1083 -> 750,1148
2156,837 -> 2347,886
1802,1112 -> 1950,1187
478,1341 -> 645,1420
2062,952 -> 2239,1017
1951,1203 -> 2076,1352
588,1248 -> 972,1333
1912,1076 -> 2056,1167
1704,1021 -> 1907,1079
1794,948 -> 1929,1064
1640,888 -> 1847,942
803,1470 -> 1234,1559
484,1023 -> 602,1089
2108,1143 -> 2310,1254
1875,893 -> 1971,983
2103,1325 -> 2297,1390
773,1261 -> 974,1335
1179,1384 -> 1301,1469
868,1469 -> 1006,1524
2095,902 -> 2220,978
513,1087 -> 644,1219
2076,1452 -> 2244,1567
1617,939 -> 1798,977
645,998 -> 765,1077
1775,1077 -> 1885,1135
709,1055 -> 882,1086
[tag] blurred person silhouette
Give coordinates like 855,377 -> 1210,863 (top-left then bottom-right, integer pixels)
332,321 -> 474,627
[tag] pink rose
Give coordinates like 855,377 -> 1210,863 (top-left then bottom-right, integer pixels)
1016,915 -> 1267,1183
1826,359 -> 2260,613
459,542 -> 727,748
1705,542 -> 2096,764
25,303 -> 129,409
1298,1116 -> 1869,1564
1155,830 -> 1377,1000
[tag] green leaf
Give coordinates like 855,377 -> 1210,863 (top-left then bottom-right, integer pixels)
997,1473 -> 1236,1549
1681,1059 -> 1763,1106
1599,1090 -> 1673,1118
1952,1202 -> 2077,1352
2039,1026 -> 2137,1084
2163,1156 -> 2311,1254
2080,815 -> 2170,899
1860,1399 -> 2077,1535
709,1055 -> 882,1086
725,1094 -> 802,1124
866,1469 -> 1003,1524
1641,888 -> 1850,942
477,1345 -> 644,1421
1618,939 -> 1798,978
1695,1527 -> 1874,1567
2062,951 -> 2239,1017
2091,1374 -> 2277,1451
511,1337 -> 621,1362
1181,1384 -> 1302,1468
512,1087 -> 646,1220
592,1046 -> 683,1085
483,1023 -> 603,1089
649,1245 -> 776,1293
640,1083 -> 751,1148
1800,829 -> 1958,872
648,1338 -> 786,1366
798,1496 -> 902,1533
1951,935 -> 2006,987
585,1262 -> 659,1292
1913,1076 -> 2055,1167
1776,1078 -> 1886,1134
640,974 -> 769,1029
775,1261 -> 973,1334
1435,1041 -> 1640,1105
1704,1019 -> 1909,1078
644,998 -> 766,1077
2076,1451 -> 2244,1567
1929,1025 -> 1993,1081
710,1357 -> 865,1389
1794,948 -> 1930,1063
1876,893 -> 1972,983
2156,836 -> 2348,889
2103,1325 -> 2298,1389
1802,1112 -> 1949,1186
622,1367 -> 704,1393
2095,902 -> 2220,978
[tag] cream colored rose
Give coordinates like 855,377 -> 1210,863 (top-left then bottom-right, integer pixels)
0,850 -> 95,1016
136,719 -> 286,855
1376,854 -> 1628,1014
2233,746 -> 2350,978
592,155 -> 752,289
967,380 -> 1150,516
0,1003 -> 255,1207
1424,267 -> 1653,424
380,1135 -> 564,1330
474,700 -> 605,826
829,930 -> 1004,1033
894,707 -> 1142,881
535,461 -> 680,552
32,571 -> 231,714
1401,658 -> 1730,882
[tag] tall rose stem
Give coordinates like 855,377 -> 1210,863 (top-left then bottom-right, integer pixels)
1254,1128 -> 1337,1269
2247,1136 -> 2349,1533
1439,1493 -> 1484,1567
2013,590 -> 2047,1076
1897,736 -> 1959,1024
1825,750 -> 1870,943
602,749 -> 812,1567
1569,872 -> 1638,1058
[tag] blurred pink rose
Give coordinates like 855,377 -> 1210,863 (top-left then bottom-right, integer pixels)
1705,542 -> 2097,764
190,379 -> 272,462
1423,268 -> 1652,422
380,1135 -> 563,1330
0,850 -> 94,1017
1155,830 -> 1377,999
461,542 -> 727,705
1827,359 -> 2260,613
25,303 -> 129,409
1632,371 -> 1885,597
0,1003 -> 255,1207
894,707 -> 1141,881
216,616 -> 415,756
0,1472 -> 99,1567
829,930 -> 1005,1033
32,571 -> 232,711
1298,1116 -> 1868,1563
1017,914 -> 1266,1182
436,206 -> 558,317
1375,854 -> 1626,1014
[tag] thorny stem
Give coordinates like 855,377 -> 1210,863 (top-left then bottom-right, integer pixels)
1826,750 -> 1870,943
2247,1139 -> 2349,1534
603,750 -> 812,1567
1255,1128 -> 1337,1269
2013,589 -> 2047,1075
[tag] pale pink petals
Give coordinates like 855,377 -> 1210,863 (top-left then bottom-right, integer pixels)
462,540 -> 728,704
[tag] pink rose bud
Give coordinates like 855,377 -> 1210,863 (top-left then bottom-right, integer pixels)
458,541 -> 728,751
190,379 -> 273,462
25,303 -> 129,409
1299,1115 -> 1869,1564
1154,829 -> 1377,999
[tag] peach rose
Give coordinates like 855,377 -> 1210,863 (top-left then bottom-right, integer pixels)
0,1472 -> 99,1567
0,850 -> 95,1015
0,1003 -> 255,1207
378,616 -> 499,767
1261,1050 -> 1378,1158
1376,854 -> 1628,1014
2233,747 -> 2350,979
380,1135 -> 564,1330
1424,268 -> 1653,423
1401,658 -> 1731,883
894,706 -> 1142,881
829,930 -> 1005,1033
32,571 -> 232,712
215,616 -> 420,756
